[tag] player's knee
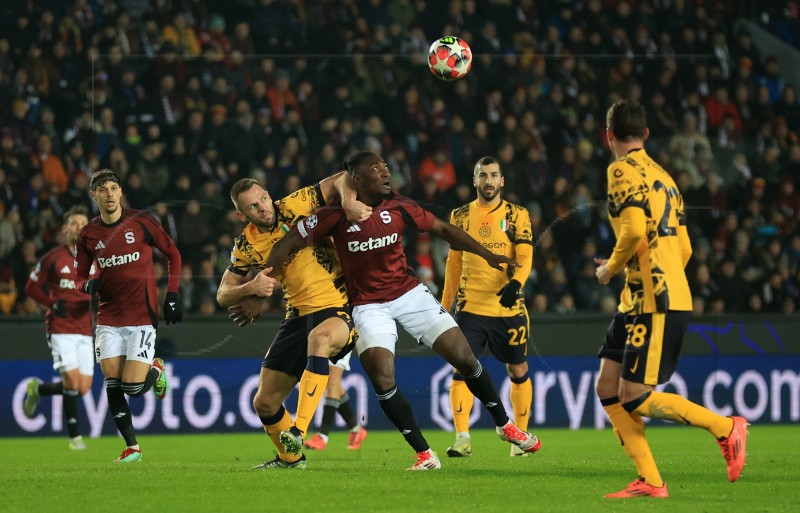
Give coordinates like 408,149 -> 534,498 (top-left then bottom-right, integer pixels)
365,368 -> 395,392
252,392 -> 281,417
507,362 -> 529,379
121,381 -> 147,397
452,353 -> 480,376
595,378 -> 617,400
78,383 -> 91,396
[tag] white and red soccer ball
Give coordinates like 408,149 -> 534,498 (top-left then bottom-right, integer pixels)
428,36 -> 472,81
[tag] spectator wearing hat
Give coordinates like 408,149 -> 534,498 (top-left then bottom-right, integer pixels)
198,14 -> 231,56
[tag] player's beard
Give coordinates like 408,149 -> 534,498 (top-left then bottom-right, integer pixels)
478,186 -> 500,202
245,212 -> 275,231
101,203 -> 119,216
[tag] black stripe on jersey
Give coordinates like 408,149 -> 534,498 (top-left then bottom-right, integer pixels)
515,239 -> 533,246
313,183 -> 325,206
144,284 -> 158,328
47,259 -> 57,286
227,265 -> 248,276
397,205 -> 417,229
139,218 -> 154,244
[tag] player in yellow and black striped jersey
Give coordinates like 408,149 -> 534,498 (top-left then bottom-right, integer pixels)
595,100 -> 748,499
216,173 -> 370,470
440,156 -> 534,458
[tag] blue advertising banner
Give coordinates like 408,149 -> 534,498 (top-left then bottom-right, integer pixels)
2,355 -> 798,437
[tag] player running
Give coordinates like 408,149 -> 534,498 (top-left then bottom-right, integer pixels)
441,156 -> 535,458
218,172 -> 369,469
595,100 -> 748,498
24,206 -> 96,450
74,169 -> 182,463
265,152 -> 541,470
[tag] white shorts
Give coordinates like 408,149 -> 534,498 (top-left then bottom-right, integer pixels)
95,325 -> 157,365
332,351 -> 352,371
353,284 -> 458,355
48,334 -> 95,375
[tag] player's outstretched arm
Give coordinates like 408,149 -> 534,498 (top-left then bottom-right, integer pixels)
429,217 -> 519,272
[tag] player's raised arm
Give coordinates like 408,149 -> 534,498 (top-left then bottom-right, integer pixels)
429,217 -> 519,272
326,162 -> 372,223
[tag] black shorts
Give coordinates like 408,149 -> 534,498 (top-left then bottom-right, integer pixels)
597,311 -> 628,363
455,311 -> 529,365
599,310 -> 690,386
262,307 -> 356,381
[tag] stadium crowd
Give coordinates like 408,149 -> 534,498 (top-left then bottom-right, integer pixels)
0,0 -> 798,317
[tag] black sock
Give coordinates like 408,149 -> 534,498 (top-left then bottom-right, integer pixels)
63,388 -> 80,438
121,367 -> 159,397
463,363 -> 509,426
337,392 -> 359,430
319,398 -> 339,436
106,378 -> 137,446
376,386 -> 429,453
39,381 -> 63,396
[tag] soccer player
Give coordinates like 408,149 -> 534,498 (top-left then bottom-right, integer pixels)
595,100 -> 748,498
23,206 -> 95,450
303,353 -> 368,451
74,169 -> 182,463
218,173 -> 370,470
440,156 -> 534,458
265,152 -> 541,471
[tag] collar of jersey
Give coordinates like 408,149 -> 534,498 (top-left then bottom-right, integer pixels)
100,208 -> 126,227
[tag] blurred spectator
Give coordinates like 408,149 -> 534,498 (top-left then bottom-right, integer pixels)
31,134 -> 68,194
162,14 -> 200,57
417,148 -> 456,193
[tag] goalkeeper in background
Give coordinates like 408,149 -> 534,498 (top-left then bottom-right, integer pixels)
441,156 -> 535,458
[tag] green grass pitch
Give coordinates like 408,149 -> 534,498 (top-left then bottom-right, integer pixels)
0,425 -> 796,513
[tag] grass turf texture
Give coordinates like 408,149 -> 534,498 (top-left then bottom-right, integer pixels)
1,425 -> 795,513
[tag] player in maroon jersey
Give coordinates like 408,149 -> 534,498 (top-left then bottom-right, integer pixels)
23,206 -> 95,450
74,169 -> 182,463
265,152 -> 542,470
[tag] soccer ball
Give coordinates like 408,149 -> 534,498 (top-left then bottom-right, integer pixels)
428,36 -> 472,81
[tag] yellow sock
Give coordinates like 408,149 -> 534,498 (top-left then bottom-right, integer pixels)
603,400 -> 663,487
450,377 -> 474,433
294,370 -> 329,436
263,408 -> 301,463
510,378 -> 532,431
634,391 -> 734,439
